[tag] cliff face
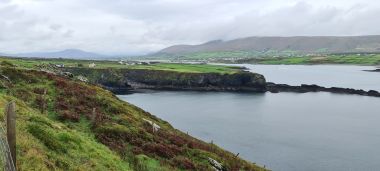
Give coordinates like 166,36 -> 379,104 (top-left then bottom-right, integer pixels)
124,69 -> 267,92
64,68 -> 267,93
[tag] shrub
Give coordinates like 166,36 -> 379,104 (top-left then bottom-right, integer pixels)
56,100 -> 69,110
54,78 -> 68,88
142,142 -> 182,159
132,146 -> 144,155
187,139 -> 214,152
12,88 -> 32,101
158,131 -> 187,147
0,60 -> 15,67
34,95 -> 47,113
33,87 -> 47,95
171,156 -> 195,170
58,110 -> 80,122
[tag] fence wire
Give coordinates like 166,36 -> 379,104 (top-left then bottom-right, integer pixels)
0,121 -> 16,171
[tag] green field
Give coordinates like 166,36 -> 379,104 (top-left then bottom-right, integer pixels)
144,50 -> 380,66
236,54 -> 380,65
146,50 -> 301,60
0,57 -> 243,74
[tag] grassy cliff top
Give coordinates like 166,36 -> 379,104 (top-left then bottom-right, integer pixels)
124,63 -> 243,74
0,57 -> 243,74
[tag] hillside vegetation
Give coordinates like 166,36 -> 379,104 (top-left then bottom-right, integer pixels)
0,60 -> 264,171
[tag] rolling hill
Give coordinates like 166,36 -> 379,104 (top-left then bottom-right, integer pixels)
157,35 -> 380,56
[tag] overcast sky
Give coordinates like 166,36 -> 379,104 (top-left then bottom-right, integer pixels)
1,0 -> 380,55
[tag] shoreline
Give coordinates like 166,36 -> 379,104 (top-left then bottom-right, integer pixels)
109,83 -> 380,98
61,65 -> 380,98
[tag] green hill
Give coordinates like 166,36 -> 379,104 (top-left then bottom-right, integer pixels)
0,62 -> 264,171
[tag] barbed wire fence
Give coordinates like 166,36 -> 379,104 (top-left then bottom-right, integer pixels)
0,102 -> 16,171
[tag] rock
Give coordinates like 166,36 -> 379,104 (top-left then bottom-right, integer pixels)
61,72 -> 74,78
76,75 -> 88,82
364,69 -> 380,72
300,84 -> 323,92
208,157 -> 224,171
268,83 -> 380,97
368,90 -> 380,97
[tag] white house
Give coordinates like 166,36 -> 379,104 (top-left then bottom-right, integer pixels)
89,63 -> 96,68
55,64 -> 65,68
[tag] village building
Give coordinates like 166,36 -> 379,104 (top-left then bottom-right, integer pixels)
89,63 -> 96,68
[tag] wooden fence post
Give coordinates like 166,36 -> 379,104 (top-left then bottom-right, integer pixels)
6,101 -> 16,169
91,108 -> 96,124
41,89 -> 47,114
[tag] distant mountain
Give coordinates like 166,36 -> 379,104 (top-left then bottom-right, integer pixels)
157,35 -> 380,56
3,49 -> 106,59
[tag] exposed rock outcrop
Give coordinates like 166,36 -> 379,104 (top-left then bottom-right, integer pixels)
267,82 -> 380,97
63,67 -> 380,98
63,68 -> 267,93
364,68 -> 380,72
208,157 -> 225,171
123,69 -> 267,92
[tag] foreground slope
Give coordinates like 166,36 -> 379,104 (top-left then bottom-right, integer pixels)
0,63 -> 264,171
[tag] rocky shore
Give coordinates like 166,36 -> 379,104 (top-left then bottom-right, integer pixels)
62,67 -> 380,97
266,82 -> 380,97
364,68 -> 380,72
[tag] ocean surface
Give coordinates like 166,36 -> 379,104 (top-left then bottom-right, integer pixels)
118,65 -> 380,171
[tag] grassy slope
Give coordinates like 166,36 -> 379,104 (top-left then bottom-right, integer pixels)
0,61 -> 264,171
0,57 -> 242,74
0,70 -> 131,170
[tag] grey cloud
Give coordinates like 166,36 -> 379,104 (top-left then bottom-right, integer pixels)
62,30 -> 74,38
50,24 -> 62,31
1,0 -> 380,55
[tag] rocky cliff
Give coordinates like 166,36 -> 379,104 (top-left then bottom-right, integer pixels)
63,67 -> 380,98
63,68 -> 267,93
